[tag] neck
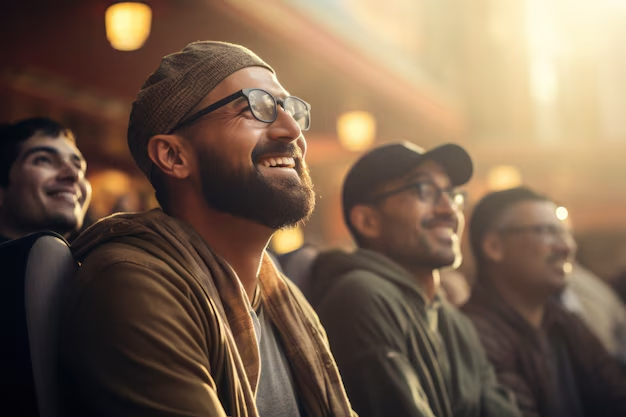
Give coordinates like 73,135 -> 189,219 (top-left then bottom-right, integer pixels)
170,196 -> 273,302
371,245 -> 441,302
0,223 -> 22,240
0,219 -> 68,241
486,268 -> 546,329
412,266 -> 441,303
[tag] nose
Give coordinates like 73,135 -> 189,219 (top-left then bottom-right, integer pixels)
434,191 -> 457,215
555,229 -> 577,258
267,105 -> 303,144
57,159 -> 81,183
552,226 -> 578,258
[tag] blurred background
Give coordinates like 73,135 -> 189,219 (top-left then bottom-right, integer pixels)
2,0 -> 626,283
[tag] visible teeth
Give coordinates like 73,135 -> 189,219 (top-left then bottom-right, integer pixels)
260,156 -> 296,168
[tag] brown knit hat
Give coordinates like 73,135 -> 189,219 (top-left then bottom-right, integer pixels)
128,41 -> 274,180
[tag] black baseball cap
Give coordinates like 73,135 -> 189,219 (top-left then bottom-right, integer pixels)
342,142 -> 473,225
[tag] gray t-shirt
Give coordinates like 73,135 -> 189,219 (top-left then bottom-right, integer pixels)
252,305 -> 302,417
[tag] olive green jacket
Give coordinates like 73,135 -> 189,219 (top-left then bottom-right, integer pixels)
310,249 -> 521,417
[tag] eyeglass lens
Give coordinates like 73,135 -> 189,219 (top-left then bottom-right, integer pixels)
418,183 -> 465,208
248,89 -> 310,130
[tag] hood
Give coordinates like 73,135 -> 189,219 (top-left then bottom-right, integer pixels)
72,208 -> 185,261
309,248 -> 426,307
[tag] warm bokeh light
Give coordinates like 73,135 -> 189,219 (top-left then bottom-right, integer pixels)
105,2 -> 152,51
487,165 -> 522,191
556,206 -> 569,221
563,262 -> 573,274
271,227 -> 304,255
337,111 -> 376,152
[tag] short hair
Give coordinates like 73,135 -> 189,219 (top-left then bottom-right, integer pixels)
0,117 -> 75,187
469,186 -> 550,265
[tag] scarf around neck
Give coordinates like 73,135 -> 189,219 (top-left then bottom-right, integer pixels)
72,209 -> 354,417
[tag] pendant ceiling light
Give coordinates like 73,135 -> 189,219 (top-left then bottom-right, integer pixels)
105,2 -> 152,51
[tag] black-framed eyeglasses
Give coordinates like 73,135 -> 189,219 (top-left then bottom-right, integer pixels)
169,88 -> 311,133
367,181 -> 467,209
498,224 -> 572,241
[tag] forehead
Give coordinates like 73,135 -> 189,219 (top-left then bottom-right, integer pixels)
194,66 -> 286,111
18,133 -> 82,159
500,200 -> 559,226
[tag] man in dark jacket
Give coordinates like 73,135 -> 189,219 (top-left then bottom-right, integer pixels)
463,186 -> 626,417
310,142 -> 521,417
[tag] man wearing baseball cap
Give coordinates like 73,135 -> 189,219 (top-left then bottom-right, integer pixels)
309,142 -> 521,417
59,41 -> 355,417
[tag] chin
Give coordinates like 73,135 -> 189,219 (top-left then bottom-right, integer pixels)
548,277 -> 568,292
431,246 -> 457,267
423,254 -> 457,270
47,213 -> 79,236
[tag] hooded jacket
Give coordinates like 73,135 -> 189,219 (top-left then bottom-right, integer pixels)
309,249 -> 521,417
59,209 -> 355,417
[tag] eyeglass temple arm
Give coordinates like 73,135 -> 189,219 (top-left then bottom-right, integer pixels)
168,90 -> 245,133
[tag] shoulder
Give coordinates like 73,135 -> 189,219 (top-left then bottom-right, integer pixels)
70,240 -> 208,325
461,300 -> 519,363
321,268 -> 405,310
77,240 -> 187,285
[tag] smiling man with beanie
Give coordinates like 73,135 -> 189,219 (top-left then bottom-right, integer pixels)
59,41 -> 355,417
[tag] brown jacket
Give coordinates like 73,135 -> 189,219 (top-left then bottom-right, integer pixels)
59,209 -> 355,417
463,281 -> 626,417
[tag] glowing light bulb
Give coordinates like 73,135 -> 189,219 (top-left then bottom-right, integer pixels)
487,165 -> 522,191
105,2 -> 152,51
271,227 -> 304,255
337,111 -> 376,152
556,206 -> 568,221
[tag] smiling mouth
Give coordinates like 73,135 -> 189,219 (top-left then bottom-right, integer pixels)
259,156 -> 296,168
47,190 -> 79,204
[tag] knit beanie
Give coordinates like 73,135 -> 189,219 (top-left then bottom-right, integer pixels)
127,41 -> 274,180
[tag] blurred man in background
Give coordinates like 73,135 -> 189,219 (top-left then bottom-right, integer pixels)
0,117 -> 91,243
309,142 -> 521,417
463,186 -> 626,417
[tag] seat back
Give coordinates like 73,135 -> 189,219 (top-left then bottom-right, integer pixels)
0,231 -> 77,417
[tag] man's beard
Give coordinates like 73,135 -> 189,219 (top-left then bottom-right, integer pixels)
197,142 -> 315,229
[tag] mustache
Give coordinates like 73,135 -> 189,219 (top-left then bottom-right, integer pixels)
547,252 -> 572,263
251,142 -> 303,162
421,215 -> 458,230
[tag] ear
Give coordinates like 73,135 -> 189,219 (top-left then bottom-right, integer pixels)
482,231 -> 504,263
350,205 -> 382,240
147,134 -> 193,180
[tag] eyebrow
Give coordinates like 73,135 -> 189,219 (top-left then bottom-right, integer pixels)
403,171 -> 454,189
21,146 -> 86,166
403,172 -> 433,183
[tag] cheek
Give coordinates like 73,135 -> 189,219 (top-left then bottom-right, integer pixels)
81,179 -> 93,206
203,130 -> 257,167
298,136 -> 307,158
507,242 -> 547,264
10,169 -> 47,196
